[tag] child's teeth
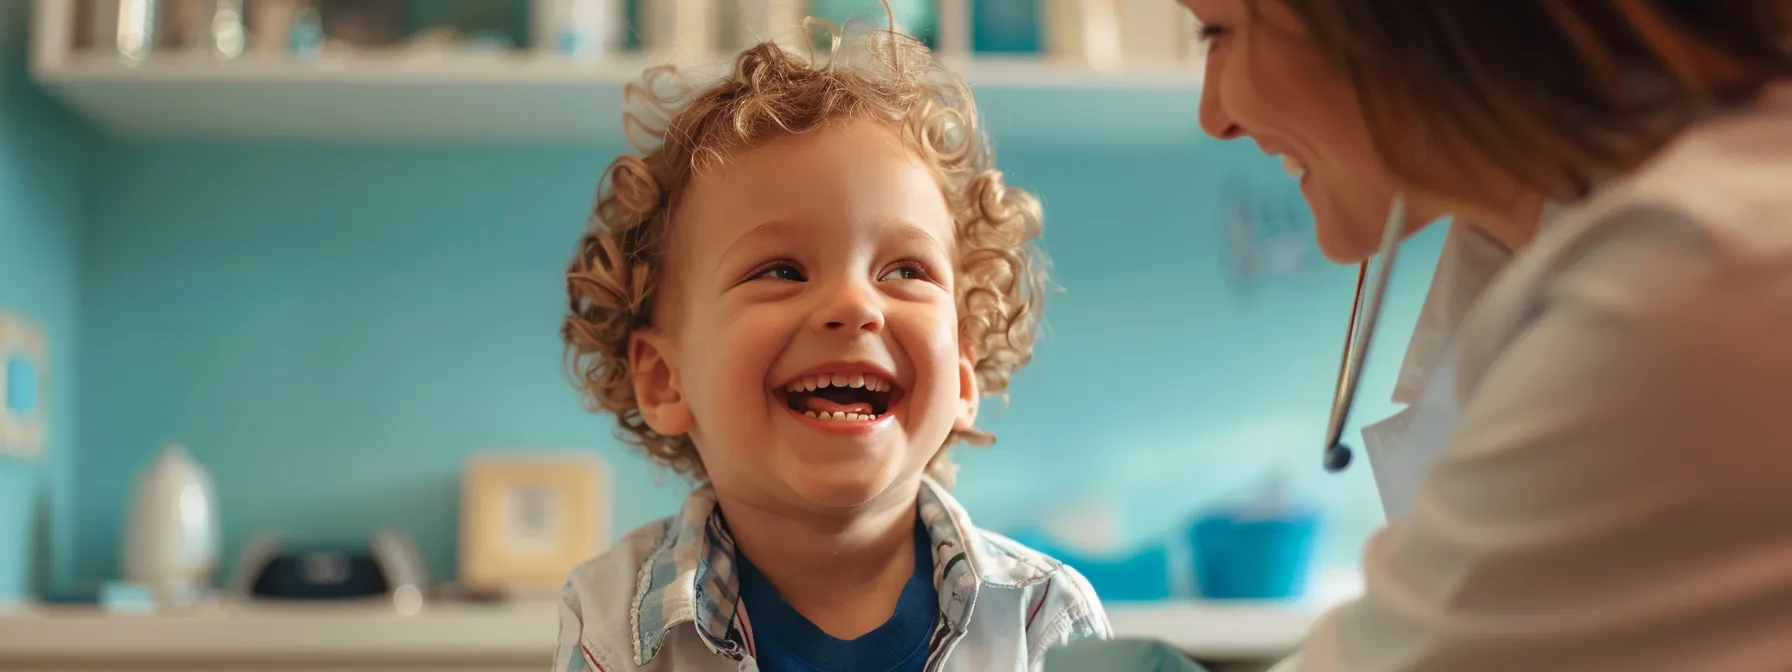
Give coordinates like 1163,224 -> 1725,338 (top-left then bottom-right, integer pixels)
784,373 -> 895,394
800,410 -> 875,422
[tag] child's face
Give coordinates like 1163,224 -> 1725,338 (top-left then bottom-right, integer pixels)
631,120 -> 977,512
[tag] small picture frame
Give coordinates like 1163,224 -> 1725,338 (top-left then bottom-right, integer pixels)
0,308 -> 48,458
458,452 -> 610,597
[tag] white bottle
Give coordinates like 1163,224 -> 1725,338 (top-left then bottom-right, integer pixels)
193,0 -> 248,60
86,0 -> 159,62
121,444 -> 221,607
533,0 -> 623,59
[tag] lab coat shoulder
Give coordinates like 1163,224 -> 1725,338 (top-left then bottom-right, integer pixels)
1294,107 -> 1792,671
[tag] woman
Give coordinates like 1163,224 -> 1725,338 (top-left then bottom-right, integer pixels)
1052,1 -> 1792,670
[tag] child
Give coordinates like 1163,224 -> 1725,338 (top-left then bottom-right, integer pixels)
552,18 -> 1110,672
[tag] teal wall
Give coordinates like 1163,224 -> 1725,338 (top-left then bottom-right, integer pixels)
68,136 -> 1443,587
0,4 -> 100,602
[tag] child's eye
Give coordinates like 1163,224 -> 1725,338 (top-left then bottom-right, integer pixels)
750,263 -> 806,282
878,263 -> 931,282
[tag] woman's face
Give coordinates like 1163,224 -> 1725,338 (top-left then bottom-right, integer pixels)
1180,0 -> 1433,263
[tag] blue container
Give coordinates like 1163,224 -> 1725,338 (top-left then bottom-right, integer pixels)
972,0 -> 1042,54
810,0 -> 938,44
1189,511 -> 1320,600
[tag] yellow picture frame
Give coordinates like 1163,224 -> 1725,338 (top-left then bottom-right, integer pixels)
458,452 -> 610,598
0,308 -> 48,459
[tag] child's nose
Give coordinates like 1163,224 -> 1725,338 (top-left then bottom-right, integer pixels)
814,281 -> 885,334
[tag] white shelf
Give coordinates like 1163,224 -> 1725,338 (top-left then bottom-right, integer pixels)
1109,600 -> 1323,661
29,0 -> 1207,147
0,596 -> 1323,666
0,600 -> 559,667
28,51 -> 1204,147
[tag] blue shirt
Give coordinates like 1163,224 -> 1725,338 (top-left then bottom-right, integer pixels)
735,518 -> 937,672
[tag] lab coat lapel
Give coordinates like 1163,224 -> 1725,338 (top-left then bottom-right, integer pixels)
1360,222 -> 1518,519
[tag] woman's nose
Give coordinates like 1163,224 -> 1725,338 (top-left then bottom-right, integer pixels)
1198,59 -> 1244,140
813,280 -> 885,334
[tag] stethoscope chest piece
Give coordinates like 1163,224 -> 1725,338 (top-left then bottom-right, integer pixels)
1324,443 -> 1354,472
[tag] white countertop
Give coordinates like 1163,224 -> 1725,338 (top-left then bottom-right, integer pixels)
0,571 -> 1362,665
0,600 -> 557,665
1109,600 -> 1326,661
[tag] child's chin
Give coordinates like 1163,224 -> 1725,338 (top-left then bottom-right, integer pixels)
782,464 -> 917,510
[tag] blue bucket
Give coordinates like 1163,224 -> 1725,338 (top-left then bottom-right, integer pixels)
1189,512 -> 1320,600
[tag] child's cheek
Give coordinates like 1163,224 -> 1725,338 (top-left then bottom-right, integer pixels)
714,309 -> 794,393
898,301 -> 968,402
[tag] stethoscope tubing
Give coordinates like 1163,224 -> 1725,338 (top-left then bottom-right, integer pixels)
1323,194 -> 1407,472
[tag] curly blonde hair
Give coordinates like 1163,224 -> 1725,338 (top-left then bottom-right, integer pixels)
562,22 -> 1046,486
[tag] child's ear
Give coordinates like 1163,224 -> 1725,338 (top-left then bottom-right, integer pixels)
629,331 -> 695,437
953,352 -> 979,432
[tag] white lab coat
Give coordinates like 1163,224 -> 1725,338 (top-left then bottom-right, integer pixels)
1278,90 -> 1792,671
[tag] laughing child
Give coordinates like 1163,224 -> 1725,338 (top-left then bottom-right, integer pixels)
551,18 -> 1111,672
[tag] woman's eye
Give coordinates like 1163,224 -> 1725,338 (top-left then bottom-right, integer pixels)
751,263 -> 806,282
1197,24 -> 1227,43
878,264 -> 930,282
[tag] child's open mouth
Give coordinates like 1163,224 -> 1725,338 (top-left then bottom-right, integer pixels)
778,372 -> 900,423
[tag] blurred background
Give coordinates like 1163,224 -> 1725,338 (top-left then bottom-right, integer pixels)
0,0 -> 1450,669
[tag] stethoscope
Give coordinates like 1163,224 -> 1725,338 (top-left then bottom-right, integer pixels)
1321,194 -> 1407,473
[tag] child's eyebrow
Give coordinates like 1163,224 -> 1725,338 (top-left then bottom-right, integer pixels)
884,222 -> 948,250
717,219 -> 946,267
718,220 -> 802,264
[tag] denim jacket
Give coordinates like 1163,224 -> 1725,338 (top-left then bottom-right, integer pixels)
552,476 -> 1111,671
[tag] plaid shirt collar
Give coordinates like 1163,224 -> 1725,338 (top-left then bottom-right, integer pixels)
628,476 -> 1059,666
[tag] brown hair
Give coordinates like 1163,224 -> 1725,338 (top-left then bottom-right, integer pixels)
1272,0 -> 1792,203
561,22 -> 1045,484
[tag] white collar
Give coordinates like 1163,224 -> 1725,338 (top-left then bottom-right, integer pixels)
1387,223 -> 1515,403
1387,201 -> 1569,403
